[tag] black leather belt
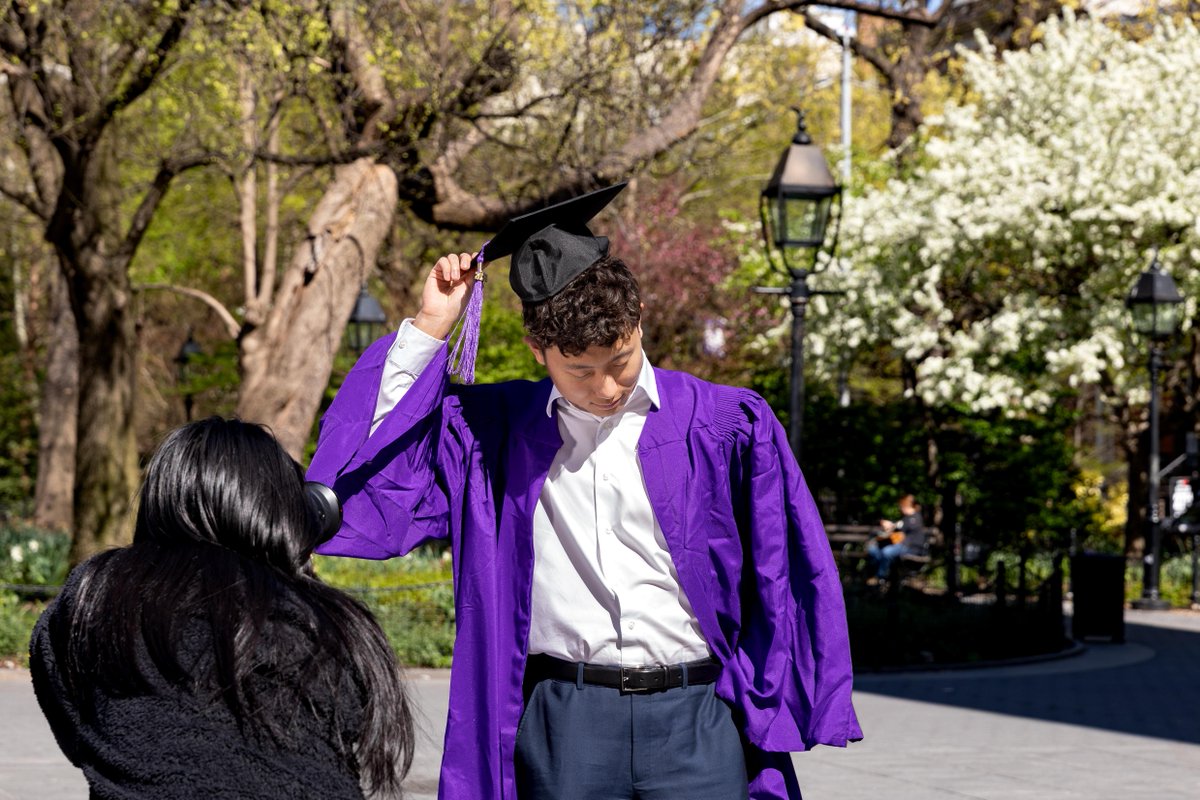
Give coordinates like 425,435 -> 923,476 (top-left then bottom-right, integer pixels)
526,654 -> 721,693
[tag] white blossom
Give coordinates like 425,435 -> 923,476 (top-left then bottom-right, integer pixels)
739,13 -> 1200,416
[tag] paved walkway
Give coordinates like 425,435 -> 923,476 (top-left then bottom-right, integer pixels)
3,608 -> 1198,799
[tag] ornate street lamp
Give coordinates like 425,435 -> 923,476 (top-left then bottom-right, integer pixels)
347,285 -> 388,354
174,333 -> 203,422
1126,250 -> 1184,609
756,109 -> 842,465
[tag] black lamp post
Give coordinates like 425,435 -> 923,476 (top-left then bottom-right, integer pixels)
756,109 -> 842,465
175,334 -> 203,422
347,285 -> 388,354
1126,251 -> 1184,609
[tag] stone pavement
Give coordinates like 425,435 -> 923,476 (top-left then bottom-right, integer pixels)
2,608 -> 1198,799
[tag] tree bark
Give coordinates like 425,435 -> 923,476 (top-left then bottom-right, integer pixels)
885,24 -> 931,151
47,133 -> 142,564
236,159 -> 398,457
66,253 -> 140,563
33,267 -> 77,532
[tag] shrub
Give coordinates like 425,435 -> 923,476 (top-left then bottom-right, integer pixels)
1124,554 -> 1198,607
314,547 -> 456,667
0,525 -> 71,589
0,591 -> 44,666
0,525 -> 67,663
0,537 -> 458,668
358,584 -> 456,668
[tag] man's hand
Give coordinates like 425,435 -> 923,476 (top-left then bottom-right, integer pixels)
412,252 -> 478,340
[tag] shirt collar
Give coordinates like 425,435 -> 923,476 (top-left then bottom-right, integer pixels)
545,350 -> 660,417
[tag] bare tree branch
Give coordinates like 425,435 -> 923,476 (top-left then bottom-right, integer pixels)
117,152 -> 219,261
260,98 -> 283,313
237,56 -> 259,313
802,9 -> 895,78
97,11 -> 158,102
0,16 -> 26,56
813,0 -> 950,26
745,0 -> 949,30
133,283 -> 241,339
0,178 -> 45,219
2,73 -> 59,216
327,0 -> 396,144
93,0 -> 198,143
423,0 -> 956,229
253,144 -> 383,165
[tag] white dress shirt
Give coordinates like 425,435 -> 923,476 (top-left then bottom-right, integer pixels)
373,320 -> 710,667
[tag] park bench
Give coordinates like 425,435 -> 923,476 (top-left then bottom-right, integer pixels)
825,523 -> 942,585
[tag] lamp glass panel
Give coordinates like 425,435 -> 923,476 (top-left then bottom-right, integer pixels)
346,321 -> 367,353
1130,303 -> 1156,336
778,195 -> 831,249
1153,303 -> 1182,338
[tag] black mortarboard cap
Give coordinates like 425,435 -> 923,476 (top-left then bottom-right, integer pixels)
483,182 -> 627,302
447,181 -> 627,384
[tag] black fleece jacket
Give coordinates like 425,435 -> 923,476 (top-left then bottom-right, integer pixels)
29,564 -> 367,800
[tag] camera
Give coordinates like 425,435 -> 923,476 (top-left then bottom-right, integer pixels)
304,481 -> 342,543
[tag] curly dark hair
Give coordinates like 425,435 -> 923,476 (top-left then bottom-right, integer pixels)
522,256 -> 642,356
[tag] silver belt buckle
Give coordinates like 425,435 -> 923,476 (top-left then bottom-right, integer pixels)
620,664 -> 668,693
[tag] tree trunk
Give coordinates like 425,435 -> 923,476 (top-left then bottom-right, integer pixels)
48,137 -> 141,565
887,25 -> 931,152
236,159 -> 398,457
62,251 -> 140,564
33,267 -> 77,532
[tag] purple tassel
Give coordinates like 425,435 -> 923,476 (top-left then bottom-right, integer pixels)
448,247 -> 487,384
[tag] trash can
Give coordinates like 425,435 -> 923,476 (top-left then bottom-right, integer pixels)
1070,552 -> 1125,642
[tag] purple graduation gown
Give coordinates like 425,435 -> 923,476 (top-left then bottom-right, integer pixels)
309,335 -> 862,800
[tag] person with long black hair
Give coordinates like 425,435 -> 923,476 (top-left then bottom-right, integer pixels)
29,417 -> 413,799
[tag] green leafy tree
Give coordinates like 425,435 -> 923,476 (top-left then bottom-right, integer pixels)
0,0 -> 965,561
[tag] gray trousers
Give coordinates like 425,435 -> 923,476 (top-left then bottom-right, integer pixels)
514,676 -> 750,800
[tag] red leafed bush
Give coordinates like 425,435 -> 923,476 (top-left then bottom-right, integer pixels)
611,182 -> 776,383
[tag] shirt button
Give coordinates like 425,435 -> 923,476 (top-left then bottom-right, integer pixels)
397,339 -> 407,349
605,527 -> 614,535
602,473 -> 612,482
626,621 -> 636,631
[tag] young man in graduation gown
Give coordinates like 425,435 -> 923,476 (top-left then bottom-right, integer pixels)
308,185 -> 861,800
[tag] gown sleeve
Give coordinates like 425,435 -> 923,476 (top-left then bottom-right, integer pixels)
308,333 -> 465,559
723,392 -> 862,752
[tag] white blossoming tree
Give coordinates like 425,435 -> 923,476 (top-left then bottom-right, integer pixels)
759,13 -> 1200,551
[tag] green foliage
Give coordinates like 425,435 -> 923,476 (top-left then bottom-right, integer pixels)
1158,554 -> 1198,607
358,584 -> 457,668
797,389 -> 930,522
0,245 -> 37,516
0,525 -> 71,588
0,525 -> 68,663
982,549 -> 1061,592
941,404 -> 1100,554
312,546 -> 451,588
468,293 -> 542,385
0,592 -> 43,666
0,352 -> 37,516
788,374 -> 1103,558
0,538 -> 457,667
314,547 -> 456,667
1124,554 -> 1199,607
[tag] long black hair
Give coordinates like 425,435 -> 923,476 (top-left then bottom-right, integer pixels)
61,418 -> 413,797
